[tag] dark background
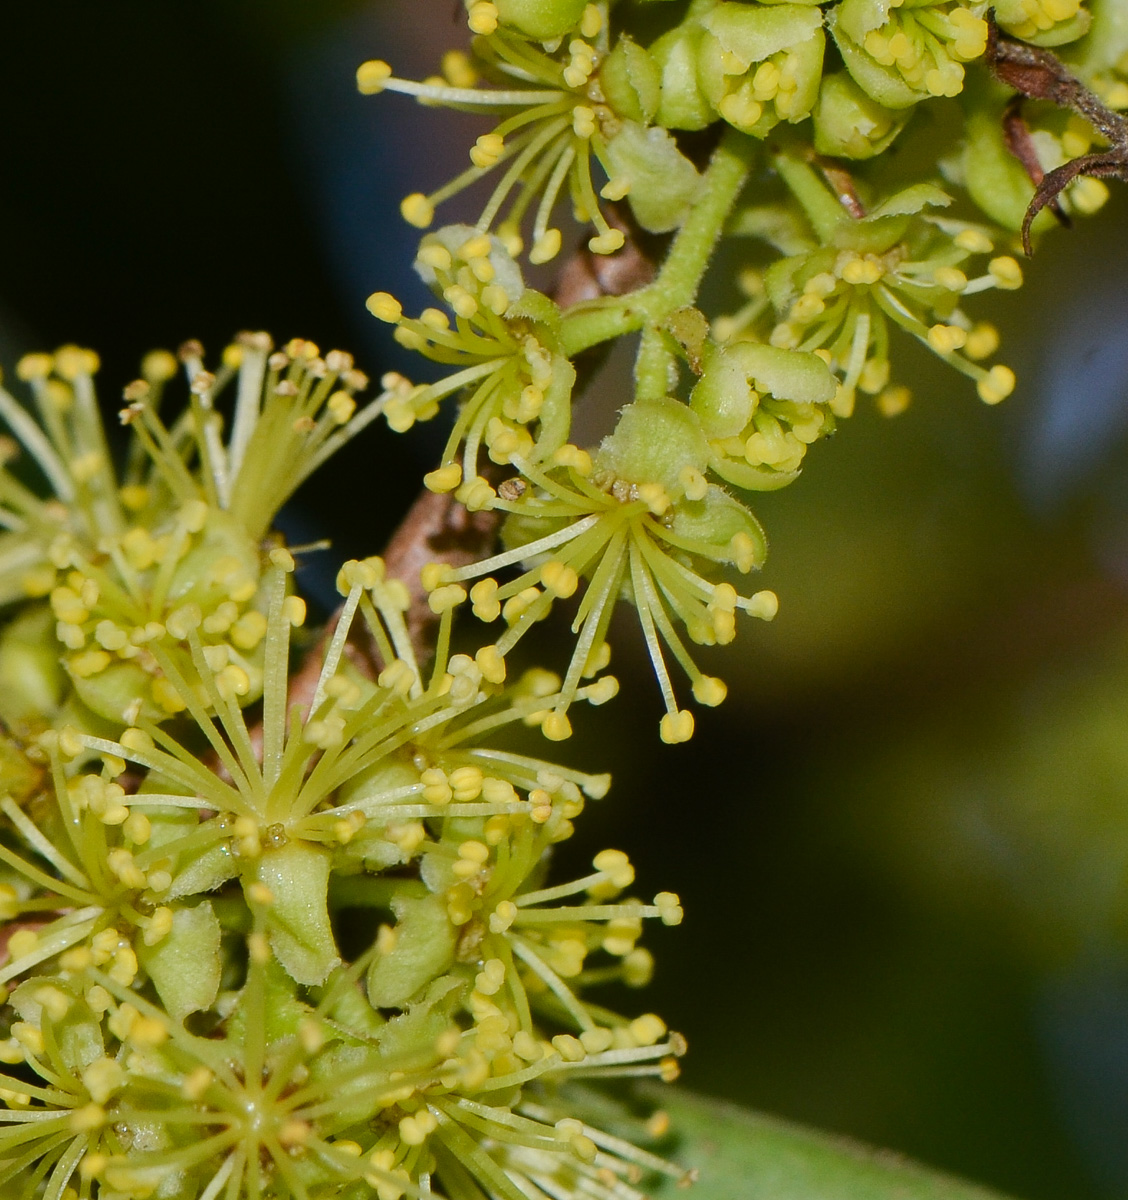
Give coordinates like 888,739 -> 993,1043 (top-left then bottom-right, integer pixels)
5,5 -> 1128,1197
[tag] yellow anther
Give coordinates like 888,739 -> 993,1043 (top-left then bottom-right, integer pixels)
283,595 -> 307,626
933,266 -> 968,293
16,352 -> 54,381
442,49 -> 477,88
988,256 -> 1023,290
401,193 -> 435,228
954,228 -> 993,254
542,711 -> 572,741
638,482 -> 670,516
748,589 -> 779,620
877,385 -> 913,417
840,257 -> 883,286
659,710 -> 695,744
977,364 -> 1016,405
926,324 -> 968,355
470,133 -> 505,169
589,229 -> 625,255
541,560 -> 579,598
357,59 -> 393,94
366,292 -> 403,323
629,1013 -> 667,1046
428,583 -> 468,614
142,907 -> 174,946
468,0 -> 499,35
719,92 -> 763,129
654,890 -> 684,924
489,899 -> 518,933
529,229 -> 562,265
69,1104 -> 106,1133
692,675 -> 728,707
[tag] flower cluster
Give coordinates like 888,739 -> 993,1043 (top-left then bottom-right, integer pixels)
0,336 -> 380,731
350,0 -> 1118,738
0,519 -> 687,1199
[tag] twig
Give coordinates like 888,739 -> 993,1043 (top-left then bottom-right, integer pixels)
987,12 -> 1128,253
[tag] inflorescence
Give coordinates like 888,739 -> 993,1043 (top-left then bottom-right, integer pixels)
356,0 -> 1121,739
1,0 -> 1124,1196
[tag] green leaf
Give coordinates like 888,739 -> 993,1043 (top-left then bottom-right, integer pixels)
647,1088 -> 1021,1200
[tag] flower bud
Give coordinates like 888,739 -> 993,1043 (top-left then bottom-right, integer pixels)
697,3 -> 825,136
812,71 -> 905,159
597,397 -> 711,493
650,22 -> 715,130
600,36 -> 662,124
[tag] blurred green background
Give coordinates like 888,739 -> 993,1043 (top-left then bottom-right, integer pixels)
5,4 -> 1128,1198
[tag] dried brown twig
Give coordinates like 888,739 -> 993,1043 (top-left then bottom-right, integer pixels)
987,12 -> 1128,253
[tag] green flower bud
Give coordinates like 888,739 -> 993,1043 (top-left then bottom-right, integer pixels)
598,397 -> 711,492
600,36 -> 662,124
827,6 -> 923,108
366,893 -> 458,1009
650,22 -> 716,130
697,3 -> 825,135
604,121 -> 704,233
669,486 -> 767,569
813,70 -> 908,159
993,0 -> 1090,46
494,0 -> 587,40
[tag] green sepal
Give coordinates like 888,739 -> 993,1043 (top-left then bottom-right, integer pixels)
598,397 -> 712,491
494,0 -> 587,40
11,977 -> 103,1072
366,892 -> 459,1010
605,121 -> 704,233
729,342 -> 838,405
375,973 -> 465,1061
601,36 -> 662,124
144,805 -> 239,901
728,204 -> 817,254
669,486 -> 768,566
650,23 -> 716,130
253,842 -> 340,987
508,287 -> 560,337
137,899 -> 222,1021
691,343 -> 758,438
0,604 -> 65,725
70,659 -> 166,725
165,508 -> 261,614
710,455 -> 803,492
813,71 -> 908,159
533,353 -> 575,462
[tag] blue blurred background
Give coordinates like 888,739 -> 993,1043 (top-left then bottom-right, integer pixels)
4,4 -> 1128,1197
